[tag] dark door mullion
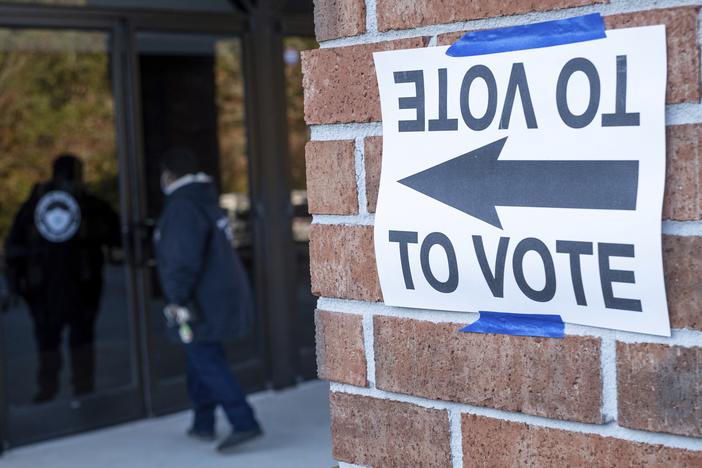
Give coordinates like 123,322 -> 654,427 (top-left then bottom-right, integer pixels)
113,17 -> 154,416
243,0 -> 298,389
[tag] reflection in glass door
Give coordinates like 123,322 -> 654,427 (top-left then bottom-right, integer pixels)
135,32 -> 266,414
0,27 -> 142,445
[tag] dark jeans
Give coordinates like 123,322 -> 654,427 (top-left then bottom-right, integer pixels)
31,305 -> 97,397
184,341 -> 258,433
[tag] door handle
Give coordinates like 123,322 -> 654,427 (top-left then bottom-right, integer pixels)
125,220 -> 156,268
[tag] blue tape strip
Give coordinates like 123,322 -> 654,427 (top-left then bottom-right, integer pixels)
446,13 -> 606,57
460,311 -> 565,338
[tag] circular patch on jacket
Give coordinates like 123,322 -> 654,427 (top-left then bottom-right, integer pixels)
34,191 -> 81,243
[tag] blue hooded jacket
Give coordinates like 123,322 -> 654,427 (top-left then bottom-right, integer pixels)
154,179 -> 253,343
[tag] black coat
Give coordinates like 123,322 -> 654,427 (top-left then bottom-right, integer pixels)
154,180 -> 254,343
4,180 -> 119,321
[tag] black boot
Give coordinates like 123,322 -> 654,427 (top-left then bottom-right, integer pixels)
216,426 -> 263,453
34,350 -> 61,403
71,344 -> 95,397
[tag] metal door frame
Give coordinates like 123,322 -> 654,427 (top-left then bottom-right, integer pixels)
126,23 -> 269,416
241,0 -> 314,390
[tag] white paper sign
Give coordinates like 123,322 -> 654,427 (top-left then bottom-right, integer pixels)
373,25 -> 669,336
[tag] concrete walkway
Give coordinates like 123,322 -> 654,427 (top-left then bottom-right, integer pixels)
0,381 -> 335,468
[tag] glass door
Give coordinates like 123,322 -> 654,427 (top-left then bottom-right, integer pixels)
133,31 -> 267,415
0,26 -> 144,445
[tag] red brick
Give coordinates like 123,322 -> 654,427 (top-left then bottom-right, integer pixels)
331,392 -> 451,467
617,342 -> 702,437
377,0 -> 604,32
313,0 -> 366,41
664,124 -> 702,220
374,316 -> 603,423
315,310 -> 367,386
436,30 -> 466,46
663,235 -> 702,331
309,224 -> 382,301
302,37 -> 428,124
463,413 -> 702,466
363,136 -> 382,213
305,140 -> 358,215
438,7 -> 701,105
605,7 -> 700,104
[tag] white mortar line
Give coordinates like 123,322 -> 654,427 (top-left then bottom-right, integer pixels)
329,383 -> 702,451
666,104 -> 702,126
310,123 -> 382,141
361,310 -> 377,388
312,213 -> 375,225
318,297 -> 702,347
354,137 -> 370,216
319,0 -> 702,49
449,408 -> 464,468
318,297 -> 480,324
312,211 -> 702,232
364,0 -> 377,34
312,217 -> 702,233
567,325 -> 702,347
662,220 -> 702,236
600,335 -> 618,423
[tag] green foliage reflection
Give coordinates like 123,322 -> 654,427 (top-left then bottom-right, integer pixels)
0,29 -> 118,243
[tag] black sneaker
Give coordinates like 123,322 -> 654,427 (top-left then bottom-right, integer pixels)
187,427 -> 217,442
216,427 -> 263,453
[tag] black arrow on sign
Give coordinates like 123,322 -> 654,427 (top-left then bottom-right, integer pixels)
398,137 -> 639,229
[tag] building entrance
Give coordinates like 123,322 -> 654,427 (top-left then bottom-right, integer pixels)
0,1 -> 315,449
136,31 -> 266,415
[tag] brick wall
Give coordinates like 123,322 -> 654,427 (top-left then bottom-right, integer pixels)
304,1 -> 702,466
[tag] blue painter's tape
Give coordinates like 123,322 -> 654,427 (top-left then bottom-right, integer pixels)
460,311 -> 565,338
446,13 -> 606,57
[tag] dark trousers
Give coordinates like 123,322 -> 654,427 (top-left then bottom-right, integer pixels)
184,342 -> 258,433
31,306 -> 97,396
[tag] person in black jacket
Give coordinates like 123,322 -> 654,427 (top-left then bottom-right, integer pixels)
4,154 -> 120,402
154,147 -> 261,453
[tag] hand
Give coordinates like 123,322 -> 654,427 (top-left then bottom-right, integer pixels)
162,304 -> 179,326
163,304 -> 191,324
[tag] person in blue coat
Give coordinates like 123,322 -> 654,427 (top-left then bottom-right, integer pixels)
154,147 -> 262,453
